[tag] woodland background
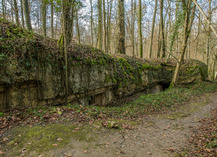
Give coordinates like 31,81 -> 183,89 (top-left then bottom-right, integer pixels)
1,0 -> 217,80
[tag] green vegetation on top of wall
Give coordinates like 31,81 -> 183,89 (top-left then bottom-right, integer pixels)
0,19 -> 165,88
180,59 -> 208,82
0,19 -> 208,90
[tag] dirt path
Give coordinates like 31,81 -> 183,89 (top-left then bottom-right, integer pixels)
38,93 -> 216,157
2,93 -> 217,157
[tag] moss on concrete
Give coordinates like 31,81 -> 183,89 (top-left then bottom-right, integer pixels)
180,59 -> 208,83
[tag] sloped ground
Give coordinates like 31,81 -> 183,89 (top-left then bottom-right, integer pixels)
0,82 -> 217,157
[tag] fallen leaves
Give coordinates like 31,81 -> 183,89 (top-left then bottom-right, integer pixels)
3,137 -> 8,142
188,107 -> 217,157
0,150 -> 6,155
83,150 -> 88,154
166,147 -> 176,152
56,138 -> 62,142
120,150 -> 125,154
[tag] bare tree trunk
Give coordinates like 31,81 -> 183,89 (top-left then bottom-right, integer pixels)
20,0 -> 25,28
176,36 -> 179,56
136,36 -> 139,57
23,0 -> 32,30
13,0 -> 20,26
55,12 -> 59,38
187,36 -> 190,58
36,9 -> 40,33
71,4 -> 75,38
98,0 -> 103,49
117,0 -> 125,54
4,0 -> 7,20
90,0 -> 93,46
206,0 -> 211,68
192,0 -> 217,38
213,54 -> 216,80
2,0 -> 5,18
160,0 -> 166,58
76,9 -> 80,44
51,1 -> 54,38
10,0 -> 14,22
103,0 -> 107,52
149,0 -> 158,59
195,13 -> 200,59
107,0 -> 113,53
169,2 -> 182,57
131,0 -> 135,57
157,23 -> 161,58
61,0 -> 73,98
113,0 -> 118,53
171,0 -> 195,86
165,0 -> 171,53
42,0 -> 47,37
138,0 -> 143,58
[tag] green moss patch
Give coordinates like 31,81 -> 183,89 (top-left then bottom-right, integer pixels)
0,19 -> 166,89
166,113 -> 189,120
163,101 -> 209,120
4,123 -> 98,156
179,59 -> 208,83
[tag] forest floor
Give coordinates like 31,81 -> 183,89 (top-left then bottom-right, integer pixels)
0,82 -> 217,157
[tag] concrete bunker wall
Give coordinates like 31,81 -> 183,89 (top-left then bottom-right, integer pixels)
0,61 -> 174,111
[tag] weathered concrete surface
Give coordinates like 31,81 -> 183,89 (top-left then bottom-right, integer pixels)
0,56 -> 208,111
0,20 -> 208,111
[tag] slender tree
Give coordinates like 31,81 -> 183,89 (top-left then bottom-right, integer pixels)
107,0 -> 113,53
117,0 -> 125,54
76,8 -> 80,44
36,7 -> 40,33
42,0 -> 47,37
98,0 -> 103,49
131,0 -> 135,57
13,0 -> 20,26
138,0 -> 143,58
171,0 -> 196,86
61,0 -> 74,97
51,0 -> 54,38
90,0 -> 93,46
23,0 -> 32,30
169,2 -> 183,56
149,0 -> 158,58
165,0 -> 172,51
192,0 -> 217,37
157,22 -> 161,58
194,13 -> 201,59
206,0 -> 211,66
71,1 -> 75,38
160,0 -> 166,58
2,0 -> 5,18
20,0 -> 25,27
10,0 -> 14,22
103,0 -> 107,52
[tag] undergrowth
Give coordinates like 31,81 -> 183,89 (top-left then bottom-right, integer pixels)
1,82 -> 216,134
